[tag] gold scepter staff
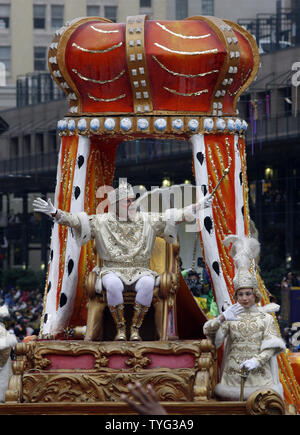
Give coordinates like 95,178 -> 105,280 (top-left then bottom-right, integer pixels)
210,156 -> 232,198
240,366 -> 249,401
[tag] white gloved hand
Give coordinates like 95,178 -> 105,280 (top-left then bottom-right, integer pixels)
222,303 -> 244,321
191,194 -> 213,215
240,357 -> 259,372
33,198 -> 56,217
202,193 -> 213,209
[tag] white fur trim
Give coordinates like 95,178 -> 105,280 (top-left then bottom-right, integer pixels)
183,204 -> 196,222
0,334 -> 17,350
0,305 -> 9,320
163,222 -> 178,244
260,337 -> 286,354
214,382 -> 284,401
191,133 -> 231,312
0,358 -> 12,402
95,276 -> 102,294
73,212 -> 91,246
259,303 -> 280,313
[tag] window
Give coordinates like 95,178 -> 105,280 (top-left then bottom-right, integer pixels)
11,137 -> 19,157
35,133 -> 44,153
104,6 -> 117,22
202,0 -> 214,16
23,135 -> 31,155
140,0 -> 151,7
49,130 -> 57,151
87,5 -> 100,17
34,47 -> 47,71
33,4 -> 46,29
176,0 -> 188,20
0,4 -> 10,29
0,46 -> 11,73
51,5 -> 64,29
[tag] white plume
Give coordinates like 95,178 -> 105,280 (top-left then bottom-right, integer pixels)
223,235 -> 260,270
0,305 -> 9,320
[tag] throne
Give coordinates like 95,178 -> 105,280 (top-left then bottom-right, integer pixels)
84,237 -> 180,341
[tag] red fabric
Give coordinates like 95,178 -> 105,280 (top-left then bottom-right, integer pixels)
44,354 -> 95,370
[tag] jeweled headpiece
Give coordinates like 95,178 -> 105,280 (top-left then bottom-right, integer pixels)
107,179 -> 135,205
223,235 -> 260,296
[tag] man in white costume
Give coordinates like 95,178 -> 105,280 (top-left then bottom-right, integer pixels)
203,235 -> 286,400
33,181 -> 212,341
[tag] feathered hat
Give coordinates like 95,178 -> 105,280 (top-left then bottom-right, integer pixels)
223,235 -> 261,300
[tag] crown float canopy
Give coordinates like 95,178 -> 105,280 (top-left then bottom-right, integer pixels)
49,15 -> 259,137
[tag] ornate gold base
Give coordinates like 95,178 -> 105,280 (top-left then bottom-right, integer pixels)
0,393 -> 287,415
4,339 -> 286,415
6,339 -> 217,404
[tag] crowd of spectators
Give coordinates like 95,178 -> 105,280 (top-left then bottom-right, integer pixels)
181,258 -> 219,318
0,287 -> 43,341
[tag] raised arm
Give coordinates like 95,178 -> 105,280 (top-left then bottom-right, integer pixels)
183,193 -> 213,221
164,193 -> 214,226
33,197 -> 80,228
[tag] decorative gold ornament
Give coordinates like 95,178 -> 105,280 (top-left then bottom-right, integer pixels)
246,389 -> 286,415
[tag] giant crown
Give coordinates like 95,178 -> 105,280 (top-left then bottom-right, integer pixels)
49,15 -> 259,137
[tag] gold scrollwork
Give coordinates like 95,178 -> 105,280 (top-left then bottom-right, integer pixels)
246,389 -> 286,415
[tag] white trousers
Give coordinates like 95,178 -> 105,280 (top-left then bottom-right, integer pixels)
102,272 -> 155,307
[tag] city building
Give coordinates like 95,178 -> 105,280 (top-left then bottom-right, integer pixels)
0,0 -> 299,277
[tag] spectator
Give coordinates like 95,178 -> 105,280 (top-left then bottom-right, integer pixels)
0,286 -> 43,342
185,270 -> 203,297
281,271 -> 298,289
121,382 -> 167,415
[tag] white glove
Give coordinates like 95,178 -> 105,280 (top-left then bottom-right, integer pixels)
240,357 -> 259,372
33,198 -> 56,217
202,193 -> 213,209
222,303 -> 244,321
191,194 -> 213,215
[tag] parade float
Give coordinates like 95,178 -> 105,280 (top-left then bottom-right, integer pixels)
1,14 -> 299,415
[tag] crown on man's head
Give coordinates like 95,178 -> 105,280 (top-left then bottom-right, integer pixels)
107,179 -> 135,205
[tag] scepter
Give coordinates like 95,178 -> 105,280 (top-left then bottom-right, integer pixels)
210,156 -> 232,198
240,367 -> 249,401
